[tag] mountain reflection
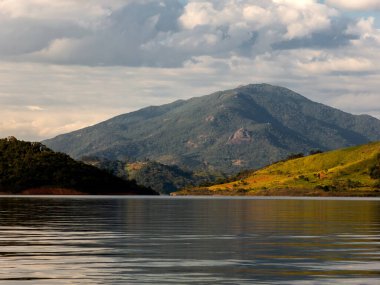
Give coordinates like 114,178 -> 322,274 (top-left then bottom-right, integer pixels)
0,197 -> 380,284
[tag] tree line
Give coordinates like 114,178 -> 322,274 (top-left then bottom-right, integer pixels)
0,137 -> 157,195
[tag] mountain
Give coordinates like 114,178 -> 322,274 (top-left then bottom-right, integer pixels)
0,137 -> 157,195
175,142 -> 380,196
43,84 -> 380,174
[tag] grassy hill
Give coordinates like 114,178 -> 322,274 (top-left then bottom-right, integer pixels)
43,84 -> 380,175
175,142 -> 380,196
0,137 -> 157,195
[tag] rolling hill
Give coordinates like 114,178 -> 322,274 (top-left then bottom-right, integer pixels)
0,137 -> 157,195
175,142 -> 380,196
43,84 -> 380,174
81,156 -> 222,194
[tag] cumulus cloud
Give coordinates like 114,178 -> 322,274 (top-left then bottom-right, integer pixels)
0,0 -> 379,140
0,0 -> 349,67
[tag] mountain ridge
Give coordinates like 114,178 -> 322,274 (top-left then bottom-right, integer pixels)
43,84 -> 380,174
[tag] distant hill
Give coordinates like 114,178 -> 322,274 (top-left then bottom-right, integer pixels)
81,156 -> 221,194
43,84 -> 380,174
0,137 -> 157,195
175,142 -> 380,196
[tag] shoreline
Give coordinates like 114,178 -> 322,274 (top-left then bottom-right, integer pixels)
0,187 -> 158,196
173,188 -> 380,197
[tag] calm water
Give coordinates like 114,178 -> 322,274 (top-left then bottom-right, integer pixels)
0,197 -> 380,284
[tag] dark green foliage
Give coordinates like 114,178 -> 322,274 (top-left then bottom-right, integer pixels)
81,156 -> 128,180
329,179 -> 363,191
43,84 -> 380,174
81,157 -> 220,194
130,161 -> 196,194
309,150 -> 323,155
315,185 -> 337,192
0,137 -> 157,195
209,169 -> 253,186
298,175 -> 309,181
369,154 -> 380,179
346,179 -> 363,188
285,153 -> 305,161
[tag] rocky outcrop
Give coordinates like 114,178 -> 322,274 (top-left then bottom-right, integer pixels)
227,128 -> 252,144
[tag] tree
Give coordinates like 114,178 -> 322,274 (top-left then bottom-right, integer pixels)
370,154 -> 380,179
0,137 -> 157,195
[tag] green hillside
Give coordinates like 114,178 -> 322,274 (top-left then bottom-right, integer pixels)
81,156 -> 222,194
43,84 -> 380,175
127,161 -> 197,194
0,137 -> 157,195
175,142 -> 380,196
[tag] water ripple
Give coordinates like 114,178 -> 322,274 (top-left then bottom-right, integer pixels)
0,197 -> 380,284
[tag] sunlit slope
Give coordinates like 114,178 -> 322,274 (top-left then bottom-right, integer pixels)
181,142 -> 380,196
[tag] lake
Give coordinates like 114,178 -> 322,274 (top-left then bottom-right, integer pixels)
0,196 -> 380,284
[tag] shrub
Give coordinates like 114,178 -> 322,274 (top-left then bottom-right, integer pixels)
370,166 -> 380,179
369,154 -> 380,179
285,153 -> 304,161
309,150 -> 323,155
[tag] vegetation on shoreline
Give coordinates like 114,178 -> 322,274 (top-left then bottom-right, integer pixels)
0,137 -> 157,195
175,142 -> 380,196
81,156 -> 223,194
2,137 -> 378,197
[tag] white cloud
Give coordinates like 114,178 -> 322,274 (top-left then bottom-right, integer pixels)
179,2 -> 215,29
275,0 -> 336,39
26,105 -> 44,111
0,0 -> 379,140
326,0 -> 380,11
0,0 -> 125,23
347,17 -> 380,43
0,0 -> 343,66
297,54 -> 374,74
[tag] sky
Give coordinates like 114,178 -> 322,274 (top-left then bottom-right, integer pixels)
0,0 -> 379,141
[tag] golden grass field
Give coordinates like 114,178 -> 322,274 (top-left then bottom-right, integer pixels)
176,141 -> 380,196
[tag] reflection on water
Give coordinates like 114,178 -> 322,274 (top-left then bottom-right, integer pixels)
0,197 -> 380,284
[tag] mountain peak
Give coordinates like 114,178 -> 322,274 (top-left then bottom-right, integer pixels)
43,84 -> 380,174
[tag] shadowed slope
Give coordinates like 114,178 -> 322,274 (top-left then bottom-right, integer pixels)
0,137 -> 157,195
44,84 -> 380,174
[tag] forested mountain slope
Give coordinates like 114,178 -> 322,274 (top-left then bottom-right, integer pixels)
44,84 -> 380,174
0,137 -> 157,195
